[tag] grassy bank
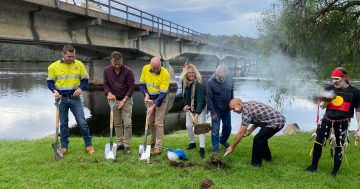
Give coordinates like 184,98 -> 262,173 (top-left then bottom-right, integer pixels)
1,131 -> 359,189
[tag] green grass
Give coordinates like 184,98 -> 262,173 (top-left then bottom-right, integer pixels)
1,131 -> 359,189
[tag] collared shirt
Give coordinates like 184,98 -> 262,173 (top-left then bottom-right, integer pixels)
103,64 -> 135,100
241,101 -> 285,129
47,59 -> 89,95
139,64 -> 170,107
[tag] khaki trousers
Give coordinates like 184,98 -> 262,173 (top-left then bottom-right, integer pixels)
113,97 -> 133,147
149,96 -> 169,149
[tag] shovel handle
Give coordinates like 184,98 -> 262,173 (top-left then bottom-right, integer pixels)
108,99 -> 116,109
54,98 -> 61,144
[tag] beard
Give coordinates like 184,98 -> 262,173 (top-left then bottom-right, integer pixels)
334,78 -> 347,88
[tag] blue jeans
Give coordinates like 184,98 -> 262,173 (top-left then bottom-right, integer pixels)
59,97 -> 92,148
211,111 -> 231,152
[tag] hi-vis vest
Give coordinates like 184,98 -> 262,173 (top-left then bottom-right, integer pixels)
139,64 -> 170,95
47,59 -> 89,91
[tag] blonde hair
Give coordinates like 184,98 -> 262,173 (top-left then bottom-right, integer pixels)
180,63 -> 202,83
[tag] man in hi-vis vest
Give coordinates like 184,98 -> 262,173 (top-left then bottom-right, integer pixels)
47,44 -> 94,156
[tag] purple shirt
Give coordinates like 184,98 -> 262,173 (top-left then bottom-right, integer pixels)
103,64 -> 135,100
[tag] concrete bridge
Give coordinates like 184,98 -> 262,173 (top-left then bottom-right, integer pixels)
0,0 -> 255,60
0,0 -> 259,134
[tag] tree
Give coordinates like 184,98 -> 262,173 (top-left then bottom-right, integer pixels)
258,0 -> 360,79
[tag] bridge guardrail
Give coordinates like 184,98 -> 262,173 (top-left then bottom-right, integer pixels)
59,0 -> 233,50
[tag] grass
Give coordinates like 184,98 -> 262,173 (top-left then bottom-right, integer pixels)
1,131 -> 359,189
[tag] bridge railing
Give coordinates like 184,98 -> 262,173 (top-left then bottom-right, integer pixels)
59,0 -> 228,49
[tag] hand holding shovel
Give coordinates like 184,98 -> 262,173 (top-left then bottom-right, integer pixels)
145,100 -> 155,117
224,145 -> 234,157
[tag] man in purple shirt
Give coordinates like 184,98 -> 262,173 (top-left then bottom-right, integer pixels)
103,51 -> 135,154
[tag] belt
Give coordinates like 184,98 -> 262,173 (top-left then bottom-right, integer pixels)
62,94 -> 79,98
323,115 -> 350,122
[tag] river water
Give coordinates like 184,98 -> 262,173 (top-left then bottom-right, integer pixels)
0,62 -> 358,140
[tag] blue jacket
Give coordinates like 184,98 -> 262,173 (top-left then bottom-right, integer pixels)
206,73 -> 234,114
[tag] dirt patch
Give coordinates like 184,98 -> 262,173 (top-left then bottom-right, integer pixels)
200,178 -> 214,189
205,153 -> 228,169
169,160 -> 197,168
205,160 -> 228,170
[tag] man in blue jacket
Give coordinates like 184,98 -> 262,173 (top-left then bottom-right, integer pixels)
207,64 -> 234,154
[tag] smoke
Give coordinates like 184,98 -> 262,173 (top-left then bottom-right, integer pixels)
257,53 -> 326,107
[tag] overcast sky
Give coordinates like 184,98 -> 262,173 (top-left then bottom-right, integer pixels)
118,0 -> 277,38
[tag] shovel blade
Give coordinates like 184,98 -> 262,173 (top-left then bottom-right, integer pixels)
105,143 -> 118,160
138,145 -> 151,161
52,143 -> 63,161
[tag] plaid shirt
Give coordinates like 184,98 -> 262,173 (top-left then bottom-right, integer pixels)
241,101 -> 285,129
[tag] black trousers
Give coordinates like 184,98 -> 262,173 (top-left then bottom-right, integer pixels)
252,126 -> 282,165
311,118 -> 349,171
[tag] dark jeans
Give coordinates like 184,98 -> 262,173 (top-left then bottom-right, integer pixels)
59,97 -> 92,148
252,126 -> 282,165
211,111 -> 231,152
310,118 -> 349,171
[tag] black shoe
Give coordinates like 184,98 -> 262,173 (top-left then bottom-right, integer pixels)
251,163 -> 261,168
117,144 -> 124,151
199,148 -> 205,159
220,142 -> 230,148
123,147 -> 130,154
186,143 -> 196,150
331,169 -> 338,178
305,165 -> 317,172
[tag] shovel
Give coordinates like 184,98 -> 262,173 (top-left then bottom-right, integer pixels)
105,99 -> 118,160
139,111 -> 151,161
52,98 -> 63,161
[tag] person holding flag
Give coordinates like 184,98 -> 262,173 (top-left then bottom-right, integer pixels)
306,67 -> 360,177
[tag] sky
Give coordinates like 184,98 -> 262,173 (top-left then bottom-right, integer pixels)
114,0 -> 277,38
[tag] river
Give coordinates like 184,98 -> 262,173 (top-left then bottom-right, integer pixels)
0,62 -> 358,140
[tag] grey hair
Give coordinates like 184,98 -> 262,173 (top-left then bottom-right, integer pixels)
215,64 -> 228,77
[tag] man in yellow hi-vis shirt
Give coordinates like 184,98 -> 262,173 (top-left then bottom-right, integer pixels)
47,45 -> 94,156
139,57 -> 170,156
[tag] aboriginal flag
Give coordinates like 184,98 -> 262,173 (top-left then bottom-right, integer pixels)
327,92 -> 353,112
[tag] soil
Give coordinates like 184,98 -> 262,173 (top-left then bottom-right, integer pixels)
200,178 -> 214,189
206,153 -> 228,169
205,159 -> 228,170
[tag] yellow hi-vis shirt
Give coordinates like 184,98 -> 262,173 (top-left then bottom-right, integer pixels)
139,64 -> 170,95
47,59 -> 89,91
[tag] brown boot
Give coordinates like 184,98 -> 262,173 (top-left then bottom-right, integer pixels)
150,139 -> 155,147
61,148 -> 68,156
150,148 -> 161,156
86,146 -> 95,155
